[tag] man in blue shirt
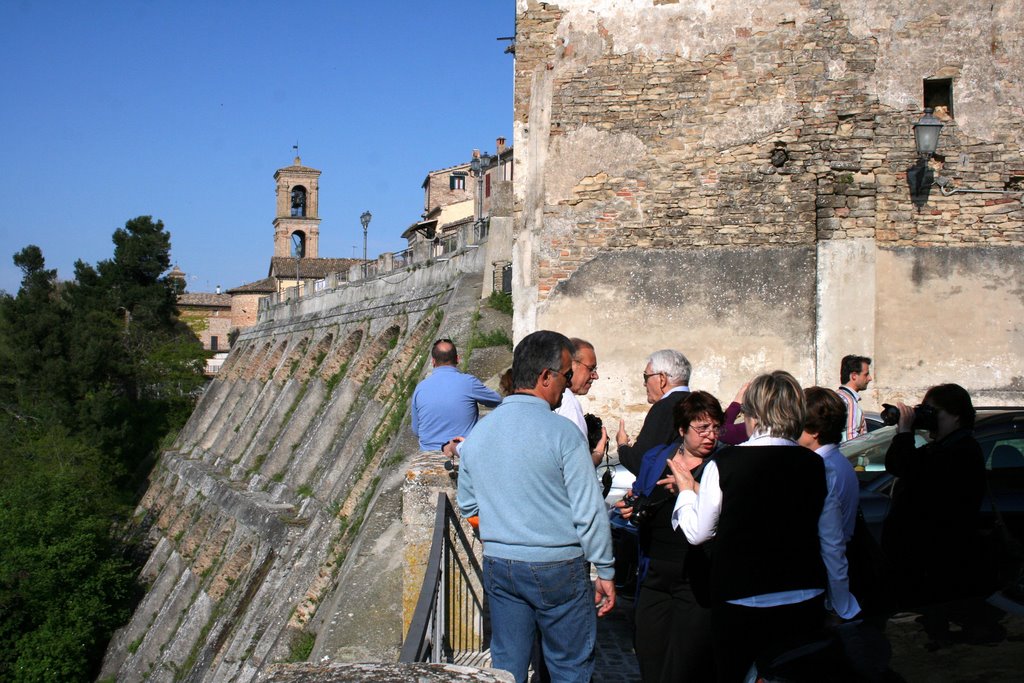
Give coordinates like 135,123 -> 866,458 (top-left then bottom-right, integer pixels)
799,386 -> 861,619
410,339 -> 501,451
458,330 -> 615,683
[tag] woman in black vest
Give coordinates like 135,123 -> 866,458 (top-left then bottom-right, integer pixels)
668,371 -> 852,683
629,391 -> 722,682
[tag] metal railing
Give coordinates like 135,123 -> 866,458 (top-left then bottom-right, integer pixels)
399,493 -> 489,665
393,248 -> 413,269
255,217 -> 494,322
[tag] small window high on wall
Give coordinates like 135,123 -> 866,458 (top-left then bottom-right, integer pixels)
924,78 -> 953,118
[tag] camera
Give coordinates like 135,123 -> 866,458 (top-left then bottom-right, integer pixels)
620,492 -> 663,526
880,402 -> 937,431
630,496 -> 660,525
584,413 -> 603,452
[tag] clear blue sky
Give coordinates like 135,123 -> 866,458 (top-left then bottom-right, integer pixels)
0,1 -> 514,294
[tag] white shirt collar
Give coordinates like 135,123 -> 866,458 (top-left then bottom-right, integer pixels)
661,385 -> 689,399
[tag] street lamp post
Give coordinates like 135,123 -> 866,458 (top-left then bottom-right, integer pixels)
469,152 -> 494,243
360,210 -> 372,279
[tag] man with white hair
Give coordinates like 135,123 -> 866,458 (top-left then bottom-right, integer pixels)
615,349 -> 691,474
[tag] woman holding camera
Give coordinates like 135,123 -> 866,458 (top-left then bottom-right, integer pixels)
668,371 -> 856,683
626,391 -> 722,682
882,384 -> 993,640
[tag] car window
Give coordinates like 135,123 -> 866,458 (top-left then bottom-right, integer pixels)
840,426 -> 929,485
981,437 -> 1024,470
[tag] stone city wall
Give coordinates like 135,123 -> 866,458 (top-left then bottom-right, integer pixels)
100,248 -> 497,682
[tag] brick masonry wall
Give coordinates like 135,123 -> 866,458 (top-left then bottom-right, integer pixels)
425,166 -> 473,214
513,0 -> 1024,298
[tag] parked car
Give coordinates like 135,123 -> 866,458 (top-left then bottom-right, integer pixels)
864,410 -> 884,432
599,457 -> 636,507
840,407 -> 1024,541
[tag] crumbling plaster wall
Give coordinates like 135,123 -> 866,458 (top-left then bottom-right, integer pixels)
513,0 -> 1024,426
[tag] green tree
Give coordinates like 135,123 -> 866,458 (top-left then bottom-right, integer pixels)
0,418 -> 139,681
0,246 -> 71,421
0,216 -> 206,680
63,216 -> 205,478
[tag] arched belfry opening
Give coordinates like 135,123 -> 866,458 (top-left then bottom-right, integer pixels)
290,185 -> 307,217
290,231 -> 306,257
273,157 -> 321,259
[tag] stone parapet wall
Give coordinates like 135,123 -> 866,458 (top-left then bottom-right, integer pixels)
259,661 -> 513,682
101,257 -> 497,680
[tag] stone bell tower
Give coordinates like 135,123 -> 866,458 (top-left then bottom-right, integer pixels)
273,156 -> 322,258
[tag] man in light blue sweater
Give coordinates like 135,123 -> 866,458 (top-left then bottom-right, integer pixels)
458,330 -> 615,683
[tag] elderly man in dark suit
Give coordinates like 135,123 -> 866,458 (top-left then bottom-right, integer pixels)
615,349 -> 691,474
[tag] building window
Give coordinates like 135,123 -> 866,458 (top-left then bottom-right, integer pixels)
924,78 -> 953,118
211,336 -> 219,351
450,174 -> 466,190
485,173 -> 491,198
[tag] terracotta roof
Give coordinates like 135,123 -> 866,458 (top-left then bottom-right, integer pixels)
421,161 -> 472,185
440,216 -> 474,231
402,217 -> 438,239
227,277 -> 277,294
268,257 -> 361,279
273,156 -> 320,175
177,292 -> 232,307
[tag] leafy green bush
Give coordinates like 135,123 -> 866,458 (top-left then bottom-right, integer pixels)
470,328 -> 512,350
487,290 -> 513,315
287,631 -> 316,662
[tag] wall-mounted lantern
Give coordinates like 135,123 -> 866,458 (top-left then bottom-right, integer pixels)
908,108 -> 945,209
913,108 -> 944,159
908,108 -> 1021,201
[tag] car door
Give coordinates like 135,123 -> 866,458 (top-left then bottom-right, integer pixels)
979,426 -> 1024,542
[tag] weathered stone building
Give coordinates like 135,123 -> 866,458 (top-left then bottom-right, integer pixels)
512,0 -> 1024,429
177,291 -> 233,351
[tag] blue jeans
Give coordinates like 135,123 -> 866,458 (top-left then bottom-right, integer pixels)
483,555 -> 596,683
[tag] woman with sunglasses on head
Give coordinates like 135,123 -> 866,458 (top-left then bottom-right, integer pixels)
667,371 -> 858,682
623,391 -> 722,682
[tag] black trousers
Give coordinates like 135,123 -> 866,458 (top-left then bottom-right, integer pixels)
634,559 -> 714,683
710,594 -> 824,683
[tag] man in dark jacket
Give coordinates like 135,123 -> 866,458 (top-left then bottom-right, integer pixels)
615,349 -> 691,474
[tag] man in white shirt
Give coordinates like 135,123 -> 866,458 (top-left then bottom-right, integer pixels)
554,338 -> 607,464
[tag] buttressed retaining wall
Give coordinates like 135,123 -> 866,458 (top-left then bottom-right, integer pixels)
513,0 -> 1024,431
99,250 -> 490,682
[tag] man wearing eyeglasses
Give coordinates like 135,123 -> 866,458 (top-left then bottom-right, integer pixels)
410,338 -> 501,452
457,330 -> 615,683
615,349 -> 692,475
555,338 -> 609,465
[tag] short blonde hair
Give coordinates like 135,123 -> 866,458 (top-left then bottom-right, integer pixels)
741,370 -> 806,440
